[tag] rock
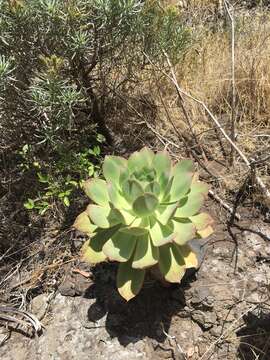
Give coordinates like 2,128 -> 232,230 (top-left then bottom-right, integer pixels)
1,294 -> 148,360
191,310 -> 217,330
190,287 -> 214,309
30,293 -> 48,319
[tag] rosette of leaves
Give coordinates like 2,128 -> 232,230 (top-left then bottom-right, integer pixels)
74,148 -> 213,301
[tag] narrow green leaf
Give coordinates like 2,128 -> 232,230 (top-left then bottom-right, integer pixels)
132,193 -> 159,217
107,182 -> 131,210
132,234 -> 159,269
117,260 -> 145,301
83,178 -> 109,206
102,232 -> 137,262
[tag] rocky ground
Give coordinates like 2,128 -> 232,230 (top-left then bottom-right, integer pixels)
1,200 -> 270,360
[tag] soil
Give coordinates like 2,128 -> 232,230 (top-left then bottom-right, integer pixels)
1,201 -> 270,360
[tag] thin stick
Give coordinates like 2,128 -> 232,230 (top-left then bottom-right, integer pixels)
209,189 -> 241,220
224,0 -> 236,165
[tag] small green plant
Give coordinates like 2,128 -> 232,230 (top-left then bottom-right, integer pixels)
22,144 -> 103,214
74,147 -> 214,301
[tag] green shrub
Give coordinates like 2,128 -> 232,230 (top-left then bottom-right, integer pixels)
0,0 -> 190,211
74,147 -> 213,300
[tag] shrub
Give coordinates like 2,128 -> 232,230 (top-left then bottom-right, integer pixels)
0,0 -> 190,211
74,147 -> 213,300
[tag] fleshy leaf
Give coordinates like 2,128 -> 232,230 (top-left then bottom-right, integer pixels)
189,213 -> 214,231
122,179 -> 144,202
73,211 -> 97,234
117,260 -> 145,301
174,193 -> 204,218
83,179 -> 109,206
82,226 -> 121,264
191,175 -> 209,197
120,217 -> 149,236
103,156 -> 128,186
197,225 -> 214,238
128,147 -> 154,173
152,151 -> 171,178
158,243 -> 186,283
156,203 -> 178,225
87,204 -> 125,228
172,219 -> 196,245
149,218 -> 174,246
107,182 -> 131,210
145,181 -> 161,197
132,234 -> 159,269
178,244 -> 198,269
81,238 -> 107,264
173,159 -> 195,175
133,193 -> 159,217
169,172 -> 193,202
103,232 -> 137,262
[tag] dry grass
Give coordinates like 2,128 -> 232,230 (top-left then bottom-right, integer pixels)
144,7 -> 270,197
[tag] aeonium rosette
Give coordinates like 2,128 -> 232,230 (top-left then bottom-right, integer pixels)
73,147 -> 213,300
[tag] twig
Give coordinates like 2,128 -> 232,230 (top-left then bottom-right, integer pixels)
209,189 -> 241,220
224,0 -> 236,165
0,307 -> 43,334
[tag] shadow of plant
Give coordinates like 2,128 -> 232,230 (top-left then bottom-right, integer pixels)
83,262 -> 193,345
237,307 -> 270,360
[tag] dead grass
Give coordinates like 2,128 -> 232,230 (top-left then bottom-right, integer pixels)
143,8 -> 270,197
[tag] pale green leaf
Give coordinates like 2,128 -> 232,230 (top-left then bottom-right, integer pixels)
189,212 -> 214,231
73,211 -> 97,234
132,193 -> 159,217
149,218 -> 174,246
87,204 -> 125,228
103,155 -> 128,186
117,261 -> 145,301
102,232 -> 137,262
177,244 -> 198,269
158,243 -> 186,283
172,219 -> 196,245
132,234 -> 159,269
82,226 -> 121,264
83,178 -> 109,206
174,193 -> 204,218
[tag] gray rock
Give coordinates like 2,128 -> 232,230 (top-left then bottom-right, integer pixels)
1,294 -> 148,360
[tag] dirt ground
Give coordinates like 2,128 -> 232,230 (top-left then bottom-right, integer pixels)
1,199 -> 270,360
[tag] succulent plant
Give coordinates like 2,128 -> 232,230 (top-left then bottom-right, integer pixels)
73,147 -> 213,301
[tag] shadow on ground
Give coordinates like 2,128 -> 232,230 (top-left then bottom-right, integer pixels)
83,263 -> 192,346
237,307 -> 270,360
